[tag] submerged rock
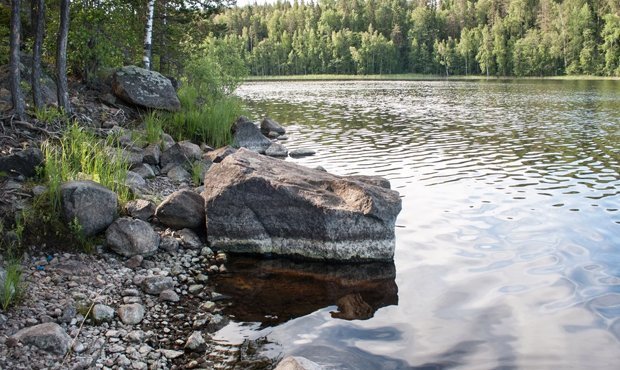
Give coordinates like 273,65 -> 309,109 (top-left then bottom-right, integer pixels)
289,148 -> 316,158
202,148 -> 401,261
232,116 -> 272,154
275,357 -> 324,370
112,65 -> 180,111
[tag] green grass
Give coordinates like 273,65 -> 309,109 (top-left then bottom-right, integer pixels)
32,106 -> 68,124
41,122 -> 132,212
1,259 -> 23,311
246,73 -> 620,82
143,111 -> 164,144
162,88 -> 243,148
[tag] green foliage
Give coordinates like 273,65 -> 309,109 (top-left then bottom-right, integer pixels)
164,94 -> 242,148
0,5 -> 9,66
1,259 -> 24,311
41,122 -> 131,215
32,106 -> 68,124
143,112 -> 164,144
213,0 -> 618,77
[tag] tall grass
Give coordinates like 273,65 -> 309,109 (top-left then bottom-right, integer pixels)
143,111 -> 164,144
1,260 -> 23,311
162,88 -> 243,148
41,122 -> 132,214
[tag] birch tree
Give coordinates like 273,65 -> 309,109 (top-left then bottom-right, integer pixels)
57,0 -> 71,114
143,0 -> 155,70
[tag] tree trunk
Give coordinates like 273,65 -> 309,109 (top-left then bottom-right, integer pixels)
9,0 -> 25,119
32,0 -> 45,110
143,0 -> 155,70
56,0 -> 71,114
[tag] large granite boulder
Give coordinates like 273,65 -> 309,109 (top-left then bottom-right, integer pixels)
60,181 -> 118,236
202,149 -> 402,261
112,66 -> 180,111
231,116 -> 272,154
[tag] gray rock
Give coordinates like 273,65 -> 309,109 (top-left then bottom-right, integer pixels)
161,134 -> 175,151
275,357 -> 324,370
206,314 -> 229,333
177,228 -> 202,249
106,217 -> 160,257
132,163 -> 156,179
141,276 -> 175,295
120,148 -> 144,169
117,303 -> 145,325
260,117 -> 286,135
166,165 -> 191,183
159,236 -> 179,253
178,141 -> 202,161
112,65 -> 180,111
232,116 -> 272,154
184,331 -> 206,352
159,289 -> 179,302
125,255 -> 144,269
61,180 -> 118,236
91,304 -> 115,323
143,144 -> 161,166
11,323 -> 71,355
0,147 -> 43,178
205,146 -> 237,164
289,148 -> 316,158
202,148 -> 402,261
124,199 -> 156,221
188,284 -> 204,295
265,142 -> 289,157
155,189 -> 205,229
159,349 -> 184,359
125,170 -> 147,190
32,184 -> 47,196
161,142 -> 201,171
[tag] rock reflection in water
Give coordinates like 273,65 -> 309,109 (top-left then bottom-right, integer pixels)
213,256 -> 398,326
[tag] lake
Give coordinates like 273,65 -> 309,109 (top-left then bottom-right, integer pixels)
213,79 -> 620,369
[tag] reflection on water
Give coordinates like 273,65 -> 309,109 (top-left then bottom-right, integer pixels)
213,80 -> 620,369
213,257 -> 398,326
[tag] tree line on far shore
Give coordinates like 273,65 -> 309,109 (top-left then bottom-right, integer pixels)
213,0 -> 620,77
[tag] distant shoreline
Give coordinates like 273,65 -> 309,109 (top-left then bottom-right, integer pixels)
246,74 -> 620,82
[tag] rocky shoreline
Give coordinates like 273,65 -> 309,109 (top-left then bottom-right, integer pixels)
1,66 -> 400,370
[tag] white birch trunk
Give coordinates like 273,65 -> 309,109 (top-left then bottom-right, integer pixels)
143,0 -> 155,70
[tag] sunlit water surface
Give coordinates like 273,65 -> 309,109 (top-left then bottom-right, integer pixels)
214,80 -> 620,369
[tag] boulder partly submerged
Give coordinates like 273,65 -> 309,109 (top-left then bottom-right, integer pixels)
112,65 -> 180,111
202,149 -> 401,261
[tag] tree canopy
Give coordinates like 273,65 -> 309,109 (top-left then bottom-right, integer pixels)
212,0 -> 620,77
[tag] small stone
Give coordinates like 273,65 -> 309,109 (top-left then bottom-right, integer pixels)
159,236 -> 179,253
208,265 -> 219,273
124,199 -> 156,221
125,255 -> 144,269
195,273 -> 209,283
160,349 -> 184,359
117,303 -> 145,325
188,284 -> 203,295
177,228 -> 202,249
73,341 -> 86,353
200,247 -> 214,258
141,276 -> 175,295
275,356 -> 324,370
123,296 -> 142,304
91,304 -> 115,323
199,301 -> 216,312
126,330 -> 146,343
122,289 -> 141,297
184,331 -> 206,352
215,252 -> 227,263
289,148 -> 316,157
11,322 -> 72,355
159,289 -> 180,302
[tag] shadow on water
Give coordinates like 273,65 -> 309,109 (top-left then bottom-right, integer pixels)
213,256 -> 398,327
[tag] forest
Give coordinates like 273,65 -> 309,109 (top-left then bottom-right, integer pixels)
214,0 -> 620,77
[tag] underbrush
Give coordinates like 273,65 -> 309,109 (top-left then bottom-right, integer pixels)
0,221 -> 25,311
19,123 -> 131,252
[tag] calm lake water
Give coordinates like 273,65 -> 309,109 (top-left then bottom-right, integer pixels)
214,80 -> 620,369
